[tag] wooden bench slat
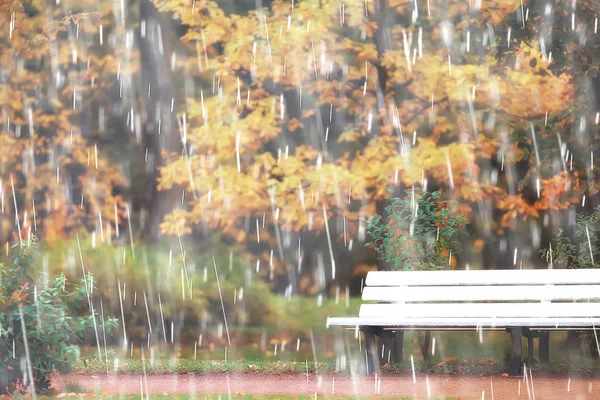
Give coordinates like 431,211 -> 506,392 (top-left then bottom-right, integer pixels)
359,303 -> 600,318
365,269 -> 600,287
326,316 -> 600,329
362,285 -> 600,302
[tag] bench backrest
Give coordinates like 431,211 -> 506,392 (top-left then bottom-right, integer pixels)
366,269 -> 600,287
360,269 -> 600,318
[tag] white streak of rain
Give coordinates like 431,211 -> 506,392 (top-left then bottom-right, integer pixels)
213,256 -> 231,345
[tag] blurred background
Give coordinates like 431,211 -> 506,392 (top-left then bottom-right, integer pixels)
0,0 -> 599,363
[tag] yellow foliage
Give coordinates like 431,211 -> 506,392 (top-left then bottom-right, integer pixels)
0,0 -> 128,240
154,0 -> 581,258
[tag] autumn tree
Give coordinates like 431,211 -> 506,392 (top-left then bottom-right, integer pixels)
0,0 -> 130,242
153,0 -> 586,294
477,0 -> 600,268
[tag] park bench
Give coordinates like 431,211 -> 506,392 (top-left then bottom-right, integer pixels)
327,269 -> 600,376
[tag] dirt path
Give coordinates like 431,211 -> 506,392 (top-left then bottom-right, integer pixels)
55,373 -> 600,399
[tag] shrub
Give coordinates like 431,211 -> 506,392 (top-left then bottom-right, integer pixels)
539,207 -> 600,358
0,231 -> 118,394
40,234 -> 273,345
540,206 -> 600,268
365,188 -> 468,270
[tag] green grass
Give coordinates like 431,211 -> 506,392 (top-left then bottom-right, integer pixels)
73,357 -> 600,376
82,330 -> 547,367
74,359 -> 338,374
97,329 -> 574,366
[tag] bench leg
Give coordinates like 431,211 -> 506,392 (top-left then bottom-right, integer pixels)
420,331 -> 431,361
393,331 -> 404,362
361,327 -> 377,375
379,333 -> 393,364
539,331 -> 550,363
507,327 -> 523,376
524,328 -> 535,365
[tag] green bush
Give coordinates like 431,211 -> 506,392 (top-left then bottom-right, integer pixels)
0,232 -> 118,394
539,207 -> 600,358
540,206 -> 600,268
40,234 -> 274,345
365,188 -> 468,270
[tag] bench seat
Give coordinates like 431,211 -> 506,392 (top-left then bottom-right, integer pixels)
328,317 -> 600,329
327,269 -> 600,376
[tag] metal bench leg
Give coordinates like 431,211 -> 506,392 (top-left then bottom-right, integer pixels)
507,327 -> 523,376
539,331 -> 550,363
393,331 -> 404,362
524,328 -> 535,365
361,327 -> 377,375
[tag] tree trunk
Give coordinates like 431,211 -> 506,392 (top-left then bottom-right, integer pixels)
139,0 -> 182,242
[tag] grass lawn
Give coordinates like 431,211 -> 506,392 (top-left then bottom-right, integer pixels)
73,357 -> 600,376
90,329 -> 577,367
73,359 -> 338,374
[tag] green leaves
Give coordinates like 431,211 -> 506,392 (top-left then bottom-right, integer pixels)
540,206 -> 600,269
0,237 -> 118,392
365,188 -> 468,271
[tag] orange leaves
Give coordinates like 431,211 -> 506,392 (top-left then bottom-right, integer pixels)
355,43 -> 378,62
413,139 -> 476,188
497,194 -> 541,226
385,43 -> 573,127
337,129 -> 361,143
537,172 -> 581,211
352,263 -> 378,277
425,0 -> 522,26
492,43 -> 573,119
287,118 -> 303,132
160,210 -> 193,237
388,0 -> 412,13
495,172 -> 580,227
479,0 -> 525,25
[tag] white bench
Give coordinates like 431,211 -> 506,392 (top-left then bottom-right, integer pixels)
327,269 -> 600,376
